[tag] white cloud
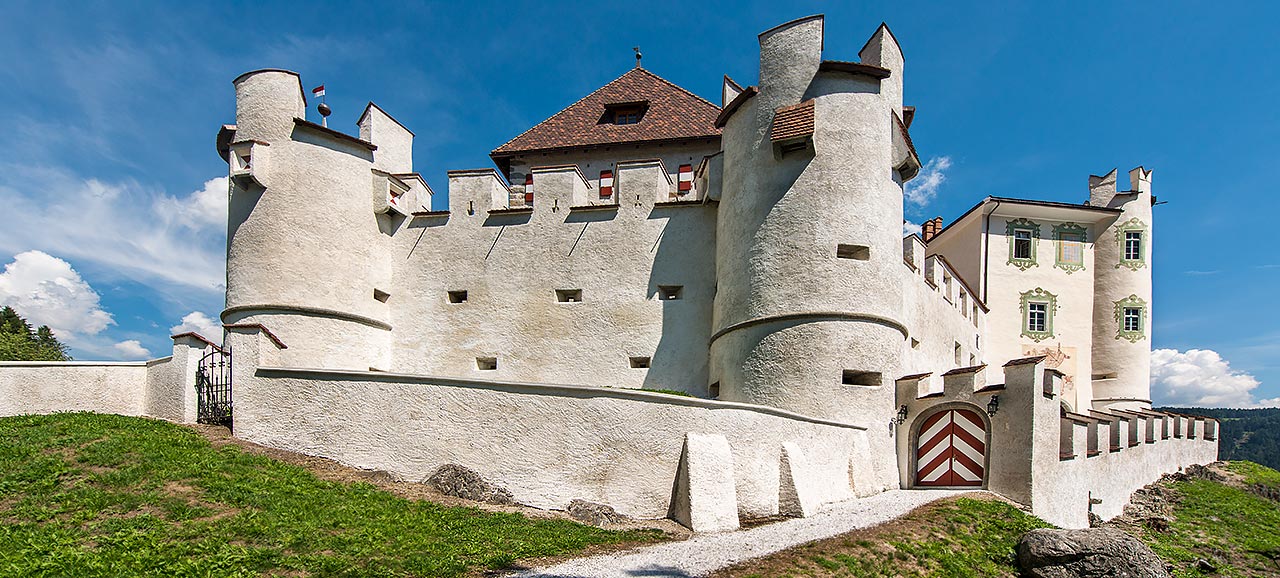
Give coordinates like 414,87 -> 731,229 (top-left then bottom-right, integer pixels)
112,339 -> 151,359
0,169 -> 227,293
170,311 -> 221,341
905,156 -> 952,208
1151,348 -> 1274,408
0,250 -> 114,340
903,220 -> 922,237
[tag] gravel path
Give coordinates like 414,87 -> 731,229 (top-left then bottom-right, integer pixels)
512,489 -> 970,578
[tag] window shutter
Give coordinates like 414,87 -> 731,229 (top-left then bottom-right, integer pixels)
677,164 -> 693,193
599,170 -> 614,198
524,174 -> 534,205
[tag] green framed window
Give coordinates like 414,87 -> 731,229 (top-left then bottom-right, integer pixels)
1115,217 -> 1148,271
1053,222 -> 1086,274
1019,287 -> 1058,342
1113,294 -> 1147,342
1006,218 -> 1041,271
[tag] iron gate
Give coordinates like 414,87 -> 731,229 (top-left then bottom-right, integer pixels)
196,347 -> 233,427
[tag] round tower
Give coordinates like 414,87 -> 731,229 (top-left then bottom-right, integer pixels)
1089,167 -> 1154,411
710,15 -> 910,439
223,69 -> 393,370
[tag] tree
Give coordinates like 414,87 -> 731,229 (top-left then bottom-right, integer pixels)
0,306 -> 72,361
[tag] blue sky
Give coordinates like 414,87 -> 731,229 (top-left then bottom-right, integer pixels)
0,1 -> 1275,406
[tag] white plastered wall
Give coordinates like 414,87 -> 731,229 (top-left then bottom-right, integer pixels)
982,216 -> 1101,410
226,328 -> 870,520
390,163 -> 717,393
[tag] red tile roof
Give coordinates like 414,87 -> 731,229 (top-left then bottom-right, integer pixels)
490,68 -> 721,158
771,99 -> 815,142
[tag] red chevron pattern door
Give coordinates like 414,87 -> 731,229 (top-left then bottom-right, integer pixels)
915,408 -> 986,487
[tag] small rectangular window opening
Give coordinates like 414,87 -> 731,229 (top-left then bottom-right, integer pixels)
658,285 -> 683,300
954,342 -> 963,366
970,353 -> 977,366
836,244 -> 871,260
709,382 -> 721,398
1058,232 -> 1084,264
1013,229 -> 1033,260
373,289 -> 390,303
779,140 -> 808,155
842,370 -> 882,387
556,289 -> 583,303
1028,303 -> 1048,333
234,151 -> 252,171
476,357 -> 497,371
910,338 -> 920,350
629,356 -> 651,369
448,290 -> 468,303
1124,231 -> 1143,261
1123,307 -> 1142,332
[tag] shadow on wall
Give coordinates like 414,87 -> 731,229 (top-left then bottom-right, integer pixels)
644,206 -> 716,395
289,126 -> 375,163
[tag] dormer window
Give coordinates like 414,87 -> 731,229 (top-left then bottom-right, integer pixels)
615,109 -> 641,124
602,101 -> 649,125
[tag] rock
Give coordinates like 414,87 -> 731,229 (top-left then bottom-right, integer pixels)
567,499 -> 629,527
1017,528 -> 1171,578
1184,464 -> 1225,482
1194,558 -> 1217,573
425,464 -> 516,505
1249,483 -> 1280,503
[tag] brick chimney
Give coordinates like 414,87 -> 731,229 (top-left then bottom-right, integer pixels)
922,216 -> 944,243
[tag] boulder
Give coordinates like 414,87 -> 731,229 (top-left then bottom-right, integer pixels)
425,464 -> 516,505
1017,528 -> 1170,578
567,499 -> 629,527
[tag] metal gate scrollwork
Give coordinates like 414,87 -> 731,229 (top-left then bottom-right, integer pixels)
196,347 -> 233,427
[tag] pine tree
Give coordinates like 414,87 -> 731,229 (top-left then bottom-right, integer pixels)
0,306 -> 71,361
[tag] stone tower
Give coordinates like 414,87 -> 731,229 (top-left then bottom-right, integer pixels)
1089,167 -> 1155,410
710,14 -> 918,474
222,69 -> 396,370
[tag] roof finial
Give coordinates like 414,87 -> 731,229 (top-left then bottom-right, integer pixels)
312,85 -> 331,127
633,46 -> 642,69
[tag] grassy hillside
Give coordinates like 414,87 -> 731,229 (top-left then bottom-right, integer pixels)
1160,407 -> 1280,470
716,462 -> 1280,578
0,413 -> 661,577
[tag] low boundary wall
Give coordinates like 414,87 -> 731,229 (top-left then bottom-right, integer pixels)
0,334 -> 216,424
238,365 -> 873,520
227,325 -> 876,523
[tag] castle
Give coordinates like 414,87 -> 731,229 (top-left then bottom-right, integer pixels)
0,15 -> 1217,531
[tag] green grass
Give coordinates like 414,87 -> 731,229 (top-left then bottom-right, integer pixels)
1138,463 -> 1280,577
0,413 -> 661,577
642,388 -> 695,397
1226,460 -> 1280,489
722,462 -> 1280,578
718,496 -> 1051,578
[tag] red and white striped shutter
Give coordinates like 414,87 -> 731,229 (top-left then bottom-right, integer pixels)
677,164 -> 694,194
599,170 -> 614,198
915,408 -> 985,487
524,174 -> 534,205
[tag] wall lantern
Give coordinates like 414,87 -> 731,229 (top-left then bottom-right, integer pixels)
889,405 -> 909,435
987,395 -> 1000,417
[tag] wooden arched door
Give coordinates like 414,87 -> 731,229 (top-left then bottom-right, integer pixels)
915,407 -> 986,487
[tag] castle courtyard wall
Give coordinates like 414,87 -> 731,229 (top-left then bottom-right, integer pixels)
226,326 -> 872,521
